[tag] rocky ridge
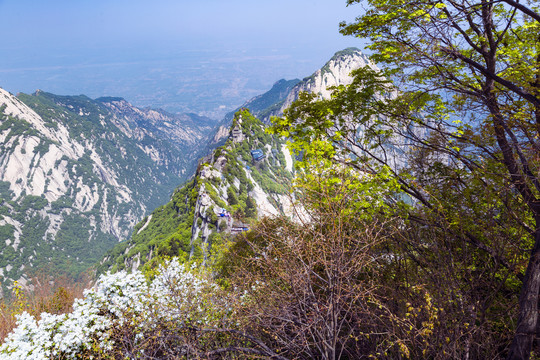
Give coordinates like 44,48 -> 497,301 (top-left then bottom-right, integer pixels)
272,48 -> 374,120
211,48 -> 373,145
100,109 -> 297,273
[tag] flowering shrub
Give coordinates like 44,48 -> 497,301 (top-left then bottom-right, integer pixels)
0,259 -> 227,359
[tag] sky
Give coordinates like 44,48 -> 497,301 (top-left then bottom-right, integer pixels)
0,0 -> 365,118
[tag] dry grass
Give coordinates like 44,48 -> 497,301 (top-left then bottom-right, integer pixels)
0,271 -> 93,342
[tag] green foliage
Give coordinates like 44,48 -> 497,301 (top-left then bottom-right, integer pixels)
229,79 -> 300,122
50,196 -> 74,213
227,186 -> 238,205
0,182 -> 14,200
98,179 -> 199,274
244,196 -> 257,219
32,139 -> 52,156
0,224 -> 15,242
267,0 -> 540,354
0,114 -> 39,145
337,3 -> 540,356
208,209 -> 218,224
20,195 -> 48,212
156,234 -> 191,261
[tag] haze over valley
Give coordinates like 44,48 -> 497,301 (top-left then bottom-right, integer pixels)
0,0 -> 362,119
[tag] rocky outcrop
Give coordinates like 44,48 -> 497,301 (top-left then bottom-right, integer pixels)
211,48 -> 374,144
264,48 -> 374,122
98,98 -> 213,147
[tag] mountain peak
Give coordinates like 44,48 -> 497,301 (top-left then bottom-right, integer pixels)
233,48 -> 373,124
302,47 -> 372,85
329,47 -> 364,60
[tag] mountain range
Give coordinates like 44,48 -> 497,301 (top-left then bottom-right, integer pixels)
0,47 -> 369,293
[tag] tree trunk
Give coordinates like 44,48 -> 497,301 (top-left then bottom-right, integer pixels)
507,217 -> 540,360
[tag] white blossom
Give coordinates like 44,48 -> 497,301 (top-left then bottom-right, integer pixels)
0,259 -> 224,359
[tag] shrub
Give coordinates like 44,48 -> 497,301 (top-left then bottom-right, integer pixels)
0,259 -> 282,359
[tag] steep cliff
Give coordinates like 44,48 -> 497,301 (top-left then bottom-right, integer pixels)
100,109 -> 296,273
272,48 -> 372,118
0,89 -> 214,288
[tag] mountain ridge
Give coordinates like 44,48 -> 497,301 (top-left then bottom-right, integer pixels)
0,89 -> 214,291
211,47 -> 373,145
0,47 -> 373,291
99,108 -> 296,273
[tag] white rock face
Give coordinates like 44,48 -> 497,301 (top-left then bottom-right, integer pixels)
212,125 -> 230,144
0,90 -> 85,200
277,49 -> 374,116
0,89 -> 132,208
0,90 -> 136,284
0,87 -> 215,283
102,99 -> 209,146
244,169 -> 279,218
281,144 -> 294,173
136,215 -> 153,235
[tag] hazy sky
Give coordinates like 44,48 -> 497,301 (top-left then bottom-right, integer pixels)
0,0 -> 365,116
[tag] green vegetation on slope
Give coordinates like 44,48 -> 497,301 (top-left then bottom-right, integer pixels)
99,109 -> 293,273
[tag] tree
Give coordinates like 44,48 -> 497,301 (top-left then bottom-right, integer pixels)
245,195 -> 257,218
227,186 -> 238,206
219,159 -> 505,358
342,2 -> 540,356
273,81 -> 524,358
272,0 -> 540,357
